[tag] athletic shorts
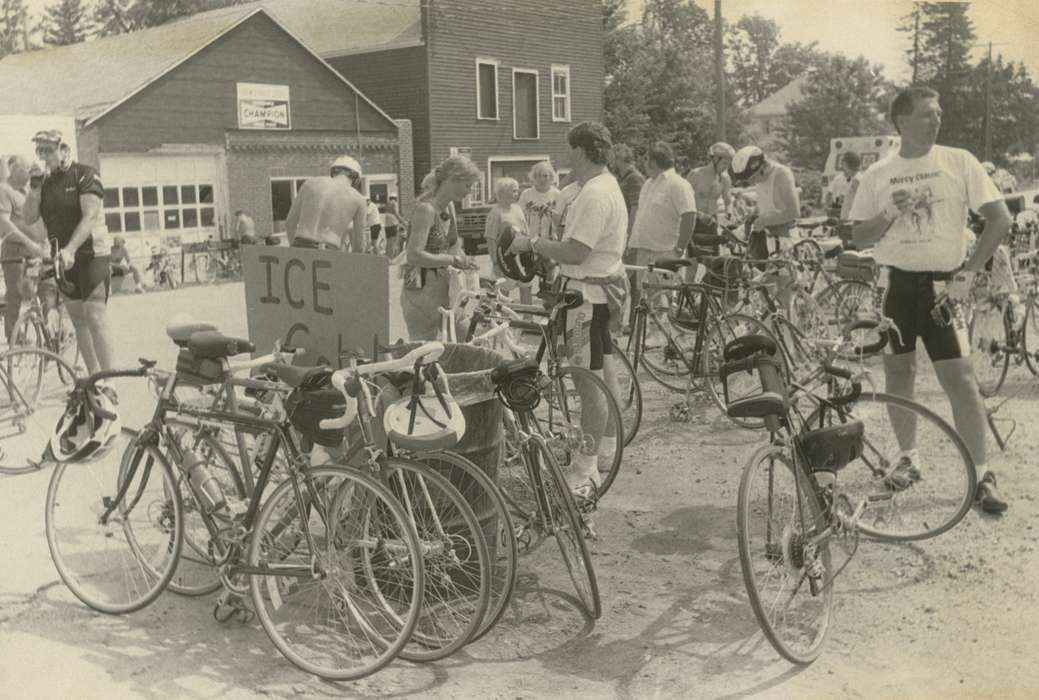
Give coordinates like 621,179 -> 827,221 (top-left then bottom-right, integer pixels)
883,266 -> 968,361
563,301 -> 613,371
60,255 -> 110,302
369,223 -> 382,243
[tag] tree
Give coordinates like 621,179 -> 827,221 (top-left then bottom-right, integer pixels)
40,0 -> 91,46
725,13 -> 826,108
0,0 -> 31,56
778,54 -> 891,169
961,54 -> 1039,158
94,0 -> 248,37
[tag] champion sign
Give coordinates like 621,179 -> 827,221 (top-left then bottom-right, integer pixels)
237,82 -> 291,130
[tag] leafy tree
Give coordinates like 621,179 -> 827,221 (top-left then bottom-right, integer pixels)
40,0 -> 91,46
778,54 -> 891,169
725,13 -> 826,108
94,0 -> 247,37
961,54 -> 1039,158
0,0 -> 31,56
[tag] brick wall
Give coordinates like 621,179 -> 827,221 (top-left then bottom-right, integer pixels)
396,119 -> 414,217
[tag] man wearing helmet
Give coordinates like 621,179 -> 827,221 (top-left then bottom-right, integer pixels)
730,145 -> 800,259
285,154 -> 368,252
23,130 -> 116,375
849,85 -> 1011,514
687,142 -> 734,224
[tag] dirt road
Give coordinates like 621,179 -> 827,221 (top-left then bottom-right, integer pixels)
2,280 -> 1038,699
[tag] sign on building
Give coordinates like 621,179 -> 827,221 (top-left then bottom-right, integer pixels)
237,82 -> 291,130
242,246 -> 389,367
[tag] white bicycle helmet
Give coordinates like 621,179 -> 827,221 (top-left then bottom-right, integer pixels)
331,155 -> 363,177
47,387 -> 122,463
708,142 -> 736,160
383,389 -> 465,452
730,146 -> 766,184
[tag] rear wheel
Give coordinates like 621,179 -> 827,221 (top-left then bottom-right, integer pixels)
968,300 -> 1009,397
1023,299 -> 1039,375
637,301 -> 697,393
738,445 -> 833,664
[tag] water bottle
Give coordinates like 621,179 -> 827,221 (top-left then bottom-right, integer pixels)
184,448 -> 226,513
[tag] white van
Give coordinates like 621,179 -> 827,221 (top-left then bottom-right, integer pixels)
823,135 -> 901,194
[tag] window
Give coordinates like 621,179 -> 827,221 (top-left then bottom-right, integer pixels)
102,181 -> 215,234
270,177 -> 310,233
551,65 -> 571,122
512,69 -> 539,140
476,59 -> 499,120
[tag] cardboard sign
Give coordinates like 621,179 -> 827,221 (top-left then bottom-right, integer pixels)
237,82 -> 291,130
242,246 -> 389,367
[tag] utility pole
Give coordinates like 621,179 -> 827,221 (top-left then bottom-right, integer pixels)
714,0 -> 725,140
911,4 -> 920,83
983,41 -> 993,161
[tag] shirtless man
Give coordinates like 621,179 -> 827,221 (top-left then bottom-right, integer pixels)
285,155 -> 368,252
687,142 -> 734,221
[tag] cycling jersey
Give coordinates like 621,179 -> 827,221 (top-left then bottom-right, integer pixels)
39,162 -> 106,261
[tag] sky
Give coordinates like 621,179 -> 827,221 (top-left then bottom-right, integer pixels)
626,0 -> 1039,83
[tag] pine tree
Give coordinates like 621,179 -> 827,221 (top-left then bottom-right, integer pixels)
40,0 -> 91,46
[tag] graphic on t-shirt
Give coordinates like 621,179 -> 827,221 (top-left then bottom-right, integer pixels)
891,184 -> 944,240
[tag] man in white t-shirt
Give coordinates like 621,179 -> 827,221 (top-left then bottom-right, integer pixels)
849,85 -> 1011,514
627,141 -> 697,314
509,121 -> 626,493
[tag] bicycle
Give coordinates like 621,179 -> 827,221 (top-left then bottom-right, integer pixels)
4,250 -> 81,371
45,340 -> 427,681
726,328 -> 976,663
0,346 -> 83,475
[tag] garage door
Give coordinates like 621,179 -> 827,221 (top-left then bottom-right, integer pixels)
100,154 -> 222,260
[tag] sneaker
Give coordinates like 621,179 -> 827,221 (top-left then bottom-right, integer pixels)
975,471 -> 1008,514
883,452 -> 921,491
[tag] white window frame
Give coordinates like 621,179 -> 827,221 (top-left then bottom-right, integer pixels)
511,68 -> 541,140
551,64 -> 571,122
475,58 -> 500,121
270,176 -> 311,233
487,155 -> 552,202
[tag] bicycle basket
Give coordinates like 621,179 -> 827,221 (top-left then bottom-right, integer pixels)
796,420 -> 865,473
284,370 -> 351,448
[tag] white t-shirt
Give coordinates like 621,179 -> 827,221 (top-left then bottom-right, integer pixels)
554,182 -> 582,237
829,171 -> 852,202
366,201 -> 382,227
629,168 -> 697,252
849,145 -> 1002,272
518,186 -> 560,240
561,172 -> 627,303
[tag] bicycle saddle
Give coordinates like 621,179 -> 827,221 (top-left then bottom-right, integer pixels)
188,331 -> 255,359
490,357 -> 539,387
166,320 -> 218,347
649,257 -> 693,273
723,334 -> 778,362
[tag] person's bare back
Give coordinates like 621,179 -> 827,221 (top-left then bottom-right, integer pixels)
287,176 -> 367,249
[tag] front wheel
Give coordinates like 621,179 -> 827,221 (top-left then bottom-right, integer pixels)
611,341 -> 642,446
968,300 -> 1009,398
738,445 -> 833,664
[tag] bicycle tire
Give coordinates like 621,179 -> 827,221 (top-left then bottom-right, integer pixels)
0,347 -> 80,475
968,300 -> 1009,397
738,444 -> 833,664
815,279 -> 874,330
703,314 -> 787,430
51,302 -> 81,371
636,303 -> 697,393
381,458 -> 491,662
45,427 -> 183,614
529,435 -> 601,619
535,365 -> 624,499
806,391 -> 977,541
250,465 -> 423,681
1023,299 -> 1039,376
416,450 -> 518,643
9,312 -> 44,350
611,340 -> 642,446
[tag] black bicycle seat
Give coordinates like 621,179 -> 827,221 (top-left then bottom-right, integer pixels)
490,357 -> 539,387
649,257 -> 692,273
166,320 -> 218,347
723,334 -> 778,362
188,331 -> 255,359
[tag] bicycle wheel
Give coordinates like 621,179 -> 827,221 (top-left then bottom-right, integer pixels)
738,445 -> 833,664
381,458 -> 491,661
703,314 -> 786,430
968,300 -> 1009,397
611,340 -> 642,446
808,392 -> 976,541
9,312 -> 45,350
496,410 -> 545,555
165,429 -> 246,596
50,302 -> 81,371
45,427 -> 183,614
0,348 -> 80,475
529,435 -> 601,619
193,253 -> 213,284
815,279 -> 874,329
250,466 -> 423,681
416,450 -> 518,643
637,301 -> 697,393
1023,298 -> 1039,375
535,365 -> 624,498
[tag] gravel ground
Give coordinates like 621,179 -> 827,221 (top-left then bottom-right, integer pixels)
1,278 -> 1038,699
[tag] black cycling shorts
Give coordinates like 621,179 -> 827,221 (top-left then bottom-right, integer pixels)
369,223 -> 383,243
564,301 -> 613,371
60,255 -> 110,302
883,267 -> 969,362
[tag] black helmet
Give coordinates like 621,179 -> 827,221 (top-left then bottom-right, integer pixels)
495,225 -> 537,283
729,146 -> 766,185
